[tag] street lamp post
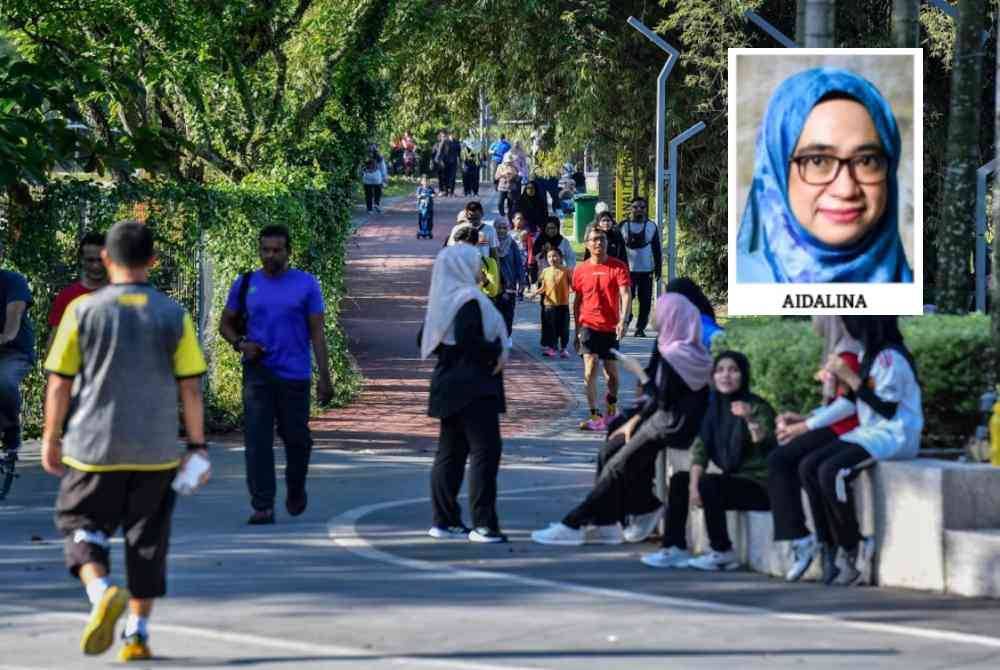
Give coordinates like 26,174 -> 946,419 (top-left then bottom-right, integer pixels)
627,16 -> 679,276
666,122 -> 706,280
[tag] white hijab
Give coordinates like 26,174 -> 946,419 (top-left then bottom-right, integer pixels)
420,245 -> 510,362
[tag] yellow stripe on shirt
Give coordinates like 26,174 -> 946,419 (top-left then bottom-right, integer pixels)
62,455 -> 180,472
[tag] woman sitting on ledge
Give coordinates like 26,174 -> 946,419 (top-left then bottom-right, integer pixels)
641,351 -> 776,571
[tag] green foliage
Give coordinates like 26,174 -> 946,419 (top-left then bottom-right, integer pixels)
3,173 -> 359,436
715,314 -> 994,450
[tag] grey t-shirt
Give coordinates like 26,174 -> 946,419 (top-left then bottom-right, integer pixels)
44,283 -> 207,470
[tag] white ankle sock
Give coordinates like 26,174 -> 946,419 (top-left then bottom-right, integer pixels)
124,613 -> 148,638
85,577 -> 110,606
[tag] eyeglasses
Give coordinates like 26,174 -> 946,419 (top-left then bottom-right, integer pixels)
790,153 -> 888,186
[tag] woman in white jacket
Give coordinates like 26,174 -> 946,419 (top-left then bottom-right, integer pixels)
784,316 -> 922,587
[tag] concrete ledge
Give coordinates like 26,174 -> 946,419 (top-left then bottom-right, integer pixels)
673,456 -> 1000,598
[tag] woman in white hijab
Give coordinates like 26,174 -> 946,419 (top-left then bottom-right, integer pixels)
420,244 -> 511,543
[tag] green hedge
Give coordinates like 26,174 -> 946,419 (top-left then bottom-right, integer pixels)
3,169 -> 360,436
714,315 -> 994,450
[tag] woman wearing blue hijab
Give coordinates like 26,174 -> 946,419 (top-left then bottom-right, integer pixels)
736,68 -> 912,283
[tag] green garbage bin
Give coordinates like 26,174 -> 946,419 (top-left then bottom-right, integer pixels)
573,194 -> 598,244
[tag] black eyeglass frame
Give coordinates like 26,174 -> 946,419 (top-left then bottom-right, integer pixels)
789,154 -> 889,186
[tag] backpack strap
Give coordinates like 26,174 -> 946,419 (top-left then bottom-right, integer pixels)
236,270 -> 253,334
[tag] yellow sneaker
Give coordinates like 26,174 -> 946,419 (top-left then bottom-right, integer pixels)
118,633 -> 152,662
80,585 -> 130,655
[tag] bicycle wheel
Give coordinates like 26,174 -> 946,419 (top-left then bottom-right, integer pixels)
0,451 -> 16,501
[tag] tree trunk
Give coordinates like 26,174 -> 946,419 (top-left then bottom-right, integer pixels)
891,0 -> 920,48
804,0 -> 836,47
796,0 -> 807,47
938,0 -> 984,313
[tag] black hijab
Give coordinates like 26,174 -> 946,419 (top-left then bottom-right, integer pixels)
518,180 -> 549,232
840,316 -> 918,382
666,277 -> 716,321
701,351 -> 759,474
532,216 -> 564,258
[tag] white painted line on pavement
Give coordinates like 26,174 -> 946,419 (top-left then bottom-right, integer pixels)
330,484 -> 1000,651
0,607 -> 549,670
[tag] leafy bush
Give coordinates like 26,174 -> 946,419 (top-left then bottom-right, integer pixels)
715,314 -> 993,450
3,170 -> 360,436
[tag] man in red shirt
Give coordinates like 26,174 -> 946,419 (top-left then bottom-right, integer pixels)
572,228 -> 631,431
46,232 -> 107,352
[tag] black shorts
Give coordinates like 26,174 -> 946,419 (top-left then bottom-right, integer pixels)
578,327 -> 619,360
55,467 -> 177,599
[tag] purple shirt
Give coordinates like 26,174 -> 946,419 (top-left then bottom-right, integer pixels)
225,269 -> 325,380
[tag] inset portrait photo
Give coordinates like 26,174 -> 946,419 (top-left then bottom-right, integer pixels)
727,48 -> 923,315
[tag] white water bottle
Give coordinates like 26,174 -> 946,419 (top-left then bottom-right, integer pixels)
172,452 -> 210,495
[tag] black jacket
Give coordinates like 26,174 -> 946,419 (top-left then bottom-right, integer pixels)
420,300 -> 505,419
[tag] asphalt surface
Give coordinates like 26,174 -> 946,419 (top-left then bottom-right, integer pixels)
1,186 -> 999,669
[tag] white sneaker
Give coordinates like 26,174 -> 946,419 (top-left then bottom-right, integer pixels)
507,336 -> 513,348
428,525 -> 470,540
687,549 -> 740,571
531,522 -> 585,546
586,524 -> 624,545
623,508 -> 663,543
640,546 -> 692,568
785,535 -> 817,582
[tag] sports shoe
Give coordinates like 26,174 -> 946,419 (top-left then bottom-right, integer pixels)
687,549 -> 740,571
531,522 -> 585,546
821,543 -> 841,585
633,329 -> 647,338
584,416 -> 608,432
838,537 -> 874,586
578,413 -> 602,430
640,546 -> 692,568
286,491 -> 307,517
785,534 -> 816,582
428,525 -> 470,540
374,205 -> 382,213
507,336 -> 514,348
247,509 -> 275,525
623,508 -> 663,543
559,349 -> 570,358
468,527 -> 508,543
542,347 -> 557,357
585,524 -> 624,545
118,632 -> 152,662
80,585 -> 130,655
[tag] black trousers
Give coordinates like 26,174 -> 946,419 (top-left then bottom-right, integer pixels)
431,401 -> 503,531
628,272 -> 654,332
243,364 -> 313,511
498,191 -> 512,216
767,428 -> 868,550
444,163 -> 458,194
540,304 -> 570,349
363,184 -> 382,210
563,409 -> 681,528
663,471 -> 769,552
494,292 -> 516,337
56,468 -> 177,599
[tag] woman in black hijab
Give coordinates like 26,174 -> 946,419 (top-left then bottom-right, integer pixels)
515,179 -> 549,235
641,351 -> 775,571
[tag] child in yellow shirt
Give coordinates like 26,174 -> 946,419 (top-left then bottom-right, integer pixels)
530,247 -> 572,357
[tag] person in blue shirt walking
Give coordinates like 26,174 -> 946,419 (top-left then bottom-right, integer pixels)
489,135 -> 511,187
219,225 -> 334,525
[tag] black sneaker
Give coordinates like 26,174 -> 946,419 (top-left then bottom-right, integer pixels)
468,527 -> 508,544
428,525 -> 470,540
286,491 -> 307,517
633,329 -> 647,338
247,509 -> 275,525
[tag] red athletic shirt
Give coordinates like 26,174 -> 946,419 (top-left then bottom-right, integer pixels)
830,351 -> 861,435
48,281 -> 97,327
572,257 -> 630,332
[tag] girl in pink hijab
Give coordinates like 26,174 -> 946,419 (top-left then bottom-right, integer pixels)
532,294 -> 713,546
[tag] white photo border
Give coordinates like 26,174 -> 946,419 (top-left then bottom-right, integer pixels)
726,48 -> 924,316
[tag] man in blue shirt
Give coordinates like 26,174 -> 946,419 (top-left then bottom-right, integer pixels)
219,225 -> 333,524
489,135 -> 511,186
0,242 -> 35,456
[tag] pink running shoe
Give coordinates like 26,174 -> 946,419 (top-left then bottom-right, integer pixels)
542,347 -> 557,357
583,416 -> 607,432
559,349 -> 570,358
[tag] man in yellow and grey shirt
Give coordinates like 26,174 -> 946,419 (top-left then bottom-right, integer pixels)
41,220 -> 209,663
